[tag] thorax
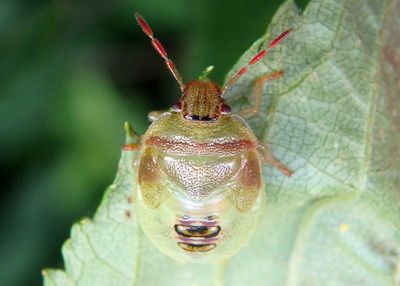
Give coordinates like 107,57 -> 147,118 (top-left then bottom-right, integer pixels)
141,112 -> 258,157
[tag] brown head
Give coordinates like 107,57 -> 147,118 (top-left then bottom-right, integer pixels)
171,79 -> 231,121
135,13 -> 292,121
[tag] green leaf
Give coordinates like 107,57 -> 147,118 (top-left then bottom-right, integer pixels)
43,0 -> 400,285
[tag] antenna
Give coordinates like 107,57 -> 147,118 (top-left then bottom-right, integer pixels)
135,13 -> 185,91
222,28 -> 292,96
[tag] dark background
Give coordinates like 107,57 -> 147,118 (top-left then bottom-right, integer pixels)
0,0 -> 309,285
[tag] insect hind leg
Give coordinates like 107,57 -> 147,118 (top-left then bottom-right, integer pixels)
257,142 -> 293,177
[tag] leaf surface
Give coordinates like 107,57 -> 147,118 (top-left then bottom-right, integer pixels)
43,0 -> 400,285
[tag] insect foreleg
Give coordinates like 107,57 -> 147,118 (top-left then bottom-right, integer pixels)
148,111 -> 167,122
122,122 -> 141,151
238,70 -> 284,119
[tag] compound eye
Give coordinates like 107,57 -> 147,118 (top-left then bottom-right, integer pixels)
171,101 -> 182,112
221,104 -> 231,114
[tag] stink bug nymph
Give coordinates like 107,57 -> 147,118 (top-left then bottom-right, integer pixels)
129,14 -> 293,263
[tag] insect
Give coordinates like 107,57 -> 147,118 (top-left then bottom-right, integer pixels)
128,13 -> 293,262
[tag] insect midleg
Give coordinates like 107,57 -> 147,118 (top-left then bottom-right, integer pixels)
237,70 -> 284,119
257,142 -> 293,177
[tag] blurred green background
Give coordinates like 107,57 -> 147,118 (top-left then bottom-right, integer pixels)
0,0 -> 308,285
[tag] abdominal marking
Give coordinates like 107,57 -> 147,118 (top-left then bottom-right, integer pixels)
178,242 -> 216,252
175,216 -> 221,253
174,224 -> 221,238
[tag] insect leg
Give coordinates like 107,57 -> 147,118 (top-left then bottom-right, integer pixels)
148,110 -> 166,122
238,70 -> 284,118
257,142 -> 293,177
122,121 -> 141,151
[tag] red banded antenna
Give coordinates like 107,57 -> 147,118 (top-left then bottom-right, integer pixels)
222,28 -> 293,96
135,13 -> 185,91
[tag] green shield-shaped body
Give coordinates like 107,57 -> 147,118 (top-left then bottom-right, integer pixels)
136,112 -> 265,262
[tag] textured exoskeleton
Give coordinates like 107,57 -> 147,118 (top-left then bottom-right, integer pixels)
130,14 -> 293,262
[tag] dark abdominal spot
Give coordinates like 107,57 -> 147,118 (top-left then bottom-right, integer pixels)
174,224 -> 221,238
178,242 -> 216,252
